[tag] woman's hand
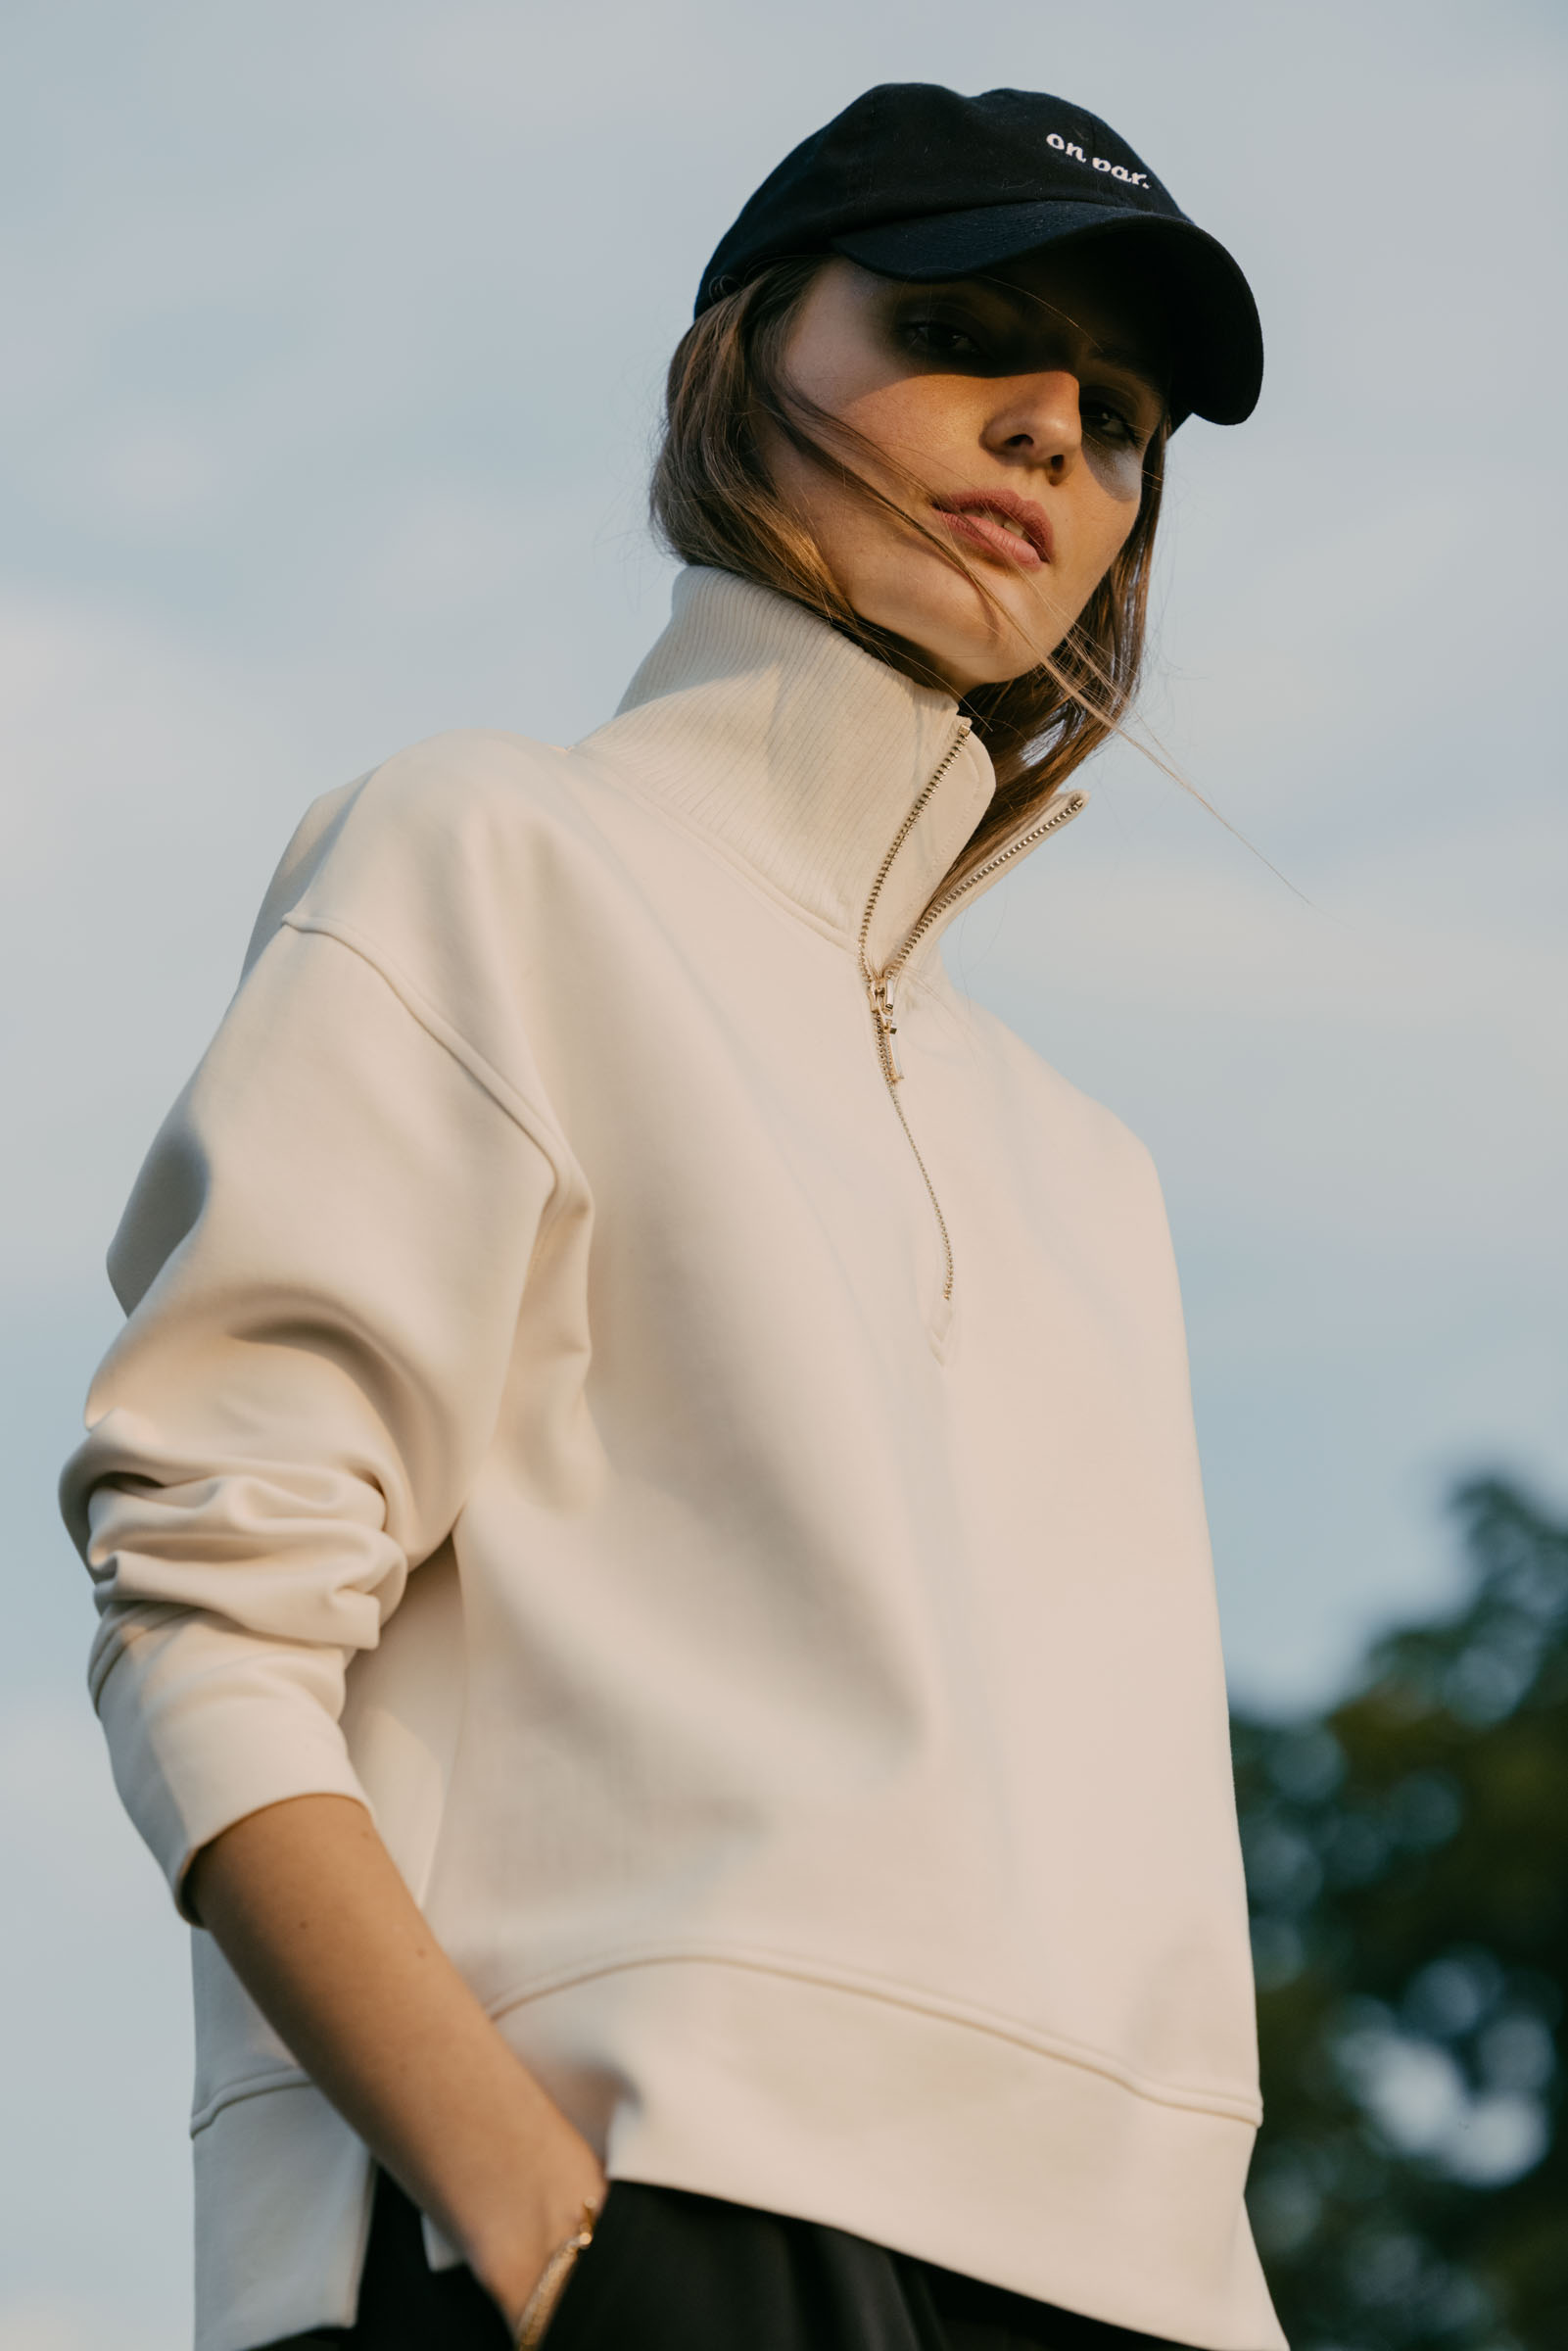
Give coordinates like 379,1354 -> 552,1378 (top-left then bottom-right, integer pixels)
187,1795 -> 607,2329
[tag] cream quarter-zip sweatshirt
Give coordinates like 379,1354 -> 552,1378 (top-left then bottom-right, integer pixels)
62,569 -> 1284,2351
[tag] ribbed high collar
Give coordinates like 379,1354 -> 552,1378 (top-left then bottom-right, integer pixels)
579,568 -> 998,971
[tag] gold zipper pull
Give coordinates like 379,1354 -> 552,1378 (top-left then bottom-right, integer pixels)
870,978 -> 903,1082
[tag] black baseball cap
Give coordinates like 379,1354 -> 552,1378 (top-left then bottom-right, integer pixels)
695,84 -> 1263,429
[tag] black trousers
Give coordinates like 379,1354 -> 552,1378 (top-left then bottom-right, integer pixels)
266,2169 -> 1181,2349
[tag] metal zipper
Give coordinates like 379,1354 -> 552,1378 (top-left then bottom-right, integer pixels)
859,724 -> 1087,1307
880,783 -> 1089,994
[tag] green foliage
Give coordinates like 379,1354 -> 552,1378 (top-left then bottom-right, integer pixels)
1235,1478 -> 1568,2350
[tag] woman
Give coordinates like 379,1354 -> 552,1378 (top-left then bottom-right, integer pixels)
63,83 -> 1285,2351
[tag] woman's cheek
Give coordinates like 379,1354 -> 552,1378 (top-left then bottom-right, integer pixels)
1085,440 -> 1148,508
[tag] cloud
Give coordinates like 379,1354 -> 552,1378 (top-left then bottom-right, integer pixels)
0,594 -> 303,1285
0,2301 -> 166,2351
0,1695 -> 191,2335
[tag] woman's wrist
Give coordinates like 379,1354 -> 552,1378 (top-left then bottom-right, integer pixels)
459,2118 -> 606,2331
509,2200 -> 601,2347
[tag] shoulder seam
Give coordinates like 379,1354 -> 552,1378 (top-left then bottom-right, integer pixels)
279,914 -> 573,1180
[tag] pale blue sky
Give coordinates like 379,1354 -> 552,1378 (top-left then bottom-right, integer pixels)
1,3 -> 1564,2342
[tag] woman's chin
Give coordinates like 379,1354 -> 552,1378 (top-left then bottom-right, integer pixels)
907,631 -> 1048,696
861,583 -> 1055,694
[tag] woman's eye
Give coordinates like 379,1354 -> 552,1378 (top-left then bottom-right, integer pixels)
902,317 -> 986,360
1082,399 -> 1138,446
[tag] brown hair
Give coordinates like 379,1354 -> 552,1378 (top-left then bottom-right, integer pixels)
649,257 -> 1169,878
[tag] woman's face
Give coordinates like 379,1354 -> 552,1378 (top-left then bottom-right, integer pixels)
766,250 -> 1168,695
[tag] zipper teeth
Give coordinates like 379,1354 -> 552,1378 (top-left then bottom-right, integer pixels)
888,1074 -> 956,1304
880,787 -> 1088,986
857,721 -> 973,985
859,742 -> 1087,1319
857,719 -> 972,1309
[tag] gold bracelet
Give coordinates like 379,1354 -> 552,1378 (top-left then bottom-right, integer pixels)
513,2202 -> 599,2350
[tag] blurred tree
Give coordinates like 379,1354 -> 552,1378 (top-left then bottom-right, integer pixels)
1235,1477 -> 1568,2350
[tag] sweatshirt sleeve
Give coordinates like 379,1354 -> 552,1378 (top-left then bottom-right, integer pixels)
60,912 -> 559,1914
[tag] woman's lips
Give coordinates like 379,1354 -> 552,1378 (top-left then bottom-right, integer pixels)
932,492 -> 1052,570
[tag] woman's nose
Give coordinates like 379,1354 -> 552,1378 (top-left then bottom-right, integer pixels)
982,371 -> 1082,473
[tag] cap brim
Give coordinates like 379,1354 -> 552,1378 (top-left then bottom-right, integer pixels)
832,201 -> 1262,427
